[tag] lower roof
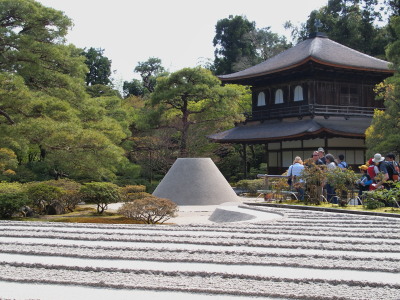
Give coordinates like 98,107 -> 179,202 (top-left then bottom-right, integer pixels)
208,117 -> 371,143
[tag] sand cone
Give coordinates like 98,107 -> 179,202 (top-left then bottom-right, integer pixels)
152,158 -> 239,205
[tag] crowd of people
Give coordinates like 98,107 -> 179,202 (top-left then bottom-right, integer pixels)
357,152 -> 399,192
286,147 -> 400,204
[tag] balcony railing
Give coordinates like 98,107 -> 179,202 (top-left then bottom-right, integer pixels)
247,104 -> 381,121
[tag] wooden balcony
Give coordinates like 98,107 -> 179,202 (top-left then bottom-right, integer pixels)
248,104 -> 380,121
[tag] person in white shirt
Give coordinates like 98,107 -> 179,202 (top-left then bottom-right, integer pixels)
287,156 -> 305,200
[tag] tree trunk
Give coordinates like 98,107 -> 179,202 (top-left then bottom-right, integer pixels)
179,105 -> 190,157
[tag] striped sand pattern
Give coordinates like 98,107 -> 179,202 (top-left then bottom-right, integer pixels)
0,205 -> 399,299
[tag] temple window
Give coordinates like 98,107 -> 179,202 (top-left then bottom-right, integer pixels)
275,89 -> 284,104
294,85 -> 304,101
340,85 -> 359,106
257,92 -> 266,106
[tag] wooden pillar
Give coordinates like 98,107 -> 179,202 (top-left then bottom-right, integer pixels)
324,136 -> 328,153
265,143 -> 269,174
243,143 -> 247,178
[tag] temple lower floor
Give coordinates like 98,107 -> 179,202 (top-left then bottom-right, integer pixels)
209,116 -> 370,175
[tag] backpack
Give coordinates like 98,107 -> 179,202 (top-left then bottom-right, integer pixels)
384,161 -> 396,181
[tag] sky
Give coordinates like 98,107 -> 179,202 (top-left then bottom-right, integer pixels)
36,0 -> 328,84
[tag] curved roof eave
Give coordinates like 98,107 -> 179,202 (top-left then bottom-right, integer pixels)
207,117 -> 369,144
219,57 -> 393,82
218,35 -> 394,83
209,127 -> 364,144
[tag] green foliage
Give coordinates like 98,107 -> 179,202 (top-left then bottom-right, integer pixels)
385,0 -> 400,16
366,16 -> 400,156
134,57 -> 166,93
80,182 -> 121,213
123,57 -> 166,97
83,47 -> 112,86
0,192 -> 29,218
325,167 -> 359,206
387,16 -> 400,67
117,196 -> 178,224
301,159 -> 327,205
0,182 -> 24,194
0,1 -> 138,184
151,67 -> 247,157
363,181 -> 400,209
113,160 -> 142,186
213,15 -> 257,74
0,75 -> 135,182
0,182 -> 28,218
43,179 -> 81,192
214,144 -> 266,182
212,15 -> 290,74
121,185 -> 146,193
123,79 -> 146,97
235,179 -> 264,194
0,0 -> 87,98
363,191 -> 387,209
288,0 -> 390,58
0,148 -> 18,180
119,185 -> 149,202
123,192 -> 152,202
86,84 -> 121,98
43,179 -> 82,212
26,183 -> 65,215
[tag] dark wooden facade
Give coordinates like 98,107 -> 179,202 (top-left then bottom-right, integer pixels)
209,33 -> 394,175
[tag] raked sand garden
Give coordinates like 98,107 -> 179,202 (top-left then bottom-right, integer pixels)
0,200 -> 399,300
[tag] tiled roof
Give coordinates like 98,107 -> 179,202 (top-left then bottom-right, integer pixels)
207,117 -> 371,143
219,33 -> 393,82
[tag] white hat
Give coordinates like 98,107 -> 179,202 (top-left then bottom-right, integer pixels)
317,147 -> 324,152
372,153 -> 384,163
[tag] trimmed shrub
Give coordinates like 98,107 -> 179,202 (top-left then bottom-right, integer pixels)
326,168 -> 358,207
0,182 -> 24,194
120,185 -> 148,202
44,179 -> 81,192
363,185 -> 400,209
235,179 -> 264,194
124,192 -> 152,201
118,196 -> 178,224
26,183 -> 65,215
121,185 -> 146,193
363,197 -> 385,210
80,182 -> 121,213
0,192 -> 29,218
44,179 -> 82,212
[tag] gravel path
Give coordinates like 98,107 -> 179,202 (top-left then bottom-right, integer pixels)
0,205 -> 399,299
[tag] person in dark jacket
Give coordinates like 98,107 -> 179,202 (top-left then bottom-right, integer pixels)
385,153 -> 399,182
337,154 -> 348,169
318,147 -> 326,164
312,151 -> 324,165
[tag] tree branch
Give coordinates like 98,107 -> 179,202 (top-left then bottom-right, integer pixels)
0,108 -> 15,124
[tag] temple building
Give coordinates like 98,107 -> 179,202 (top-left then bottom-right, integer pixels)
208,33 -> 394,175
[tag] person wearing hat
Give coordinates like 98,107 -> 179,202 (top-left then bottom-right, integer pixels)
372,153 -> 390,189
357,165 -> 372,196
318,147 -> 326,164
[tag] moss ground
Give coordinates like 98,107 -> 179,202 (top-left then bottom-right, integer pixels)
13,205 -> 145,224
269,198 -> 400,214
